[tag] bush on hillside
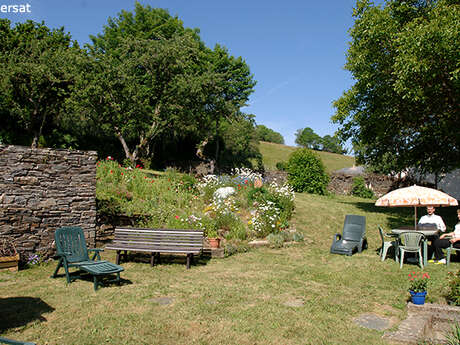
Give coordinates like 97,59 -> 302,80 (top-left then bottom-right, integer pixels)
286,148 -> 329,195
275,161 -> 286,171
351,177 -> 374,198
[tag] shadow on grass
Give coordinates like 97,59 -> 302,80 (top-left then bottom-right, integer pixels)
121,252 -> 212,268
52,271 -> 133,289
0,296 -> 54,332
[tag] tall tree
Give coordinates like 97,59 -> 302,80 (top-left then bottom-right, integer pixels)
254,125 -> 285,144
295,127 -> 321,150
78,3 -> 256,166
321,135 -> 346,154
0,19 -> 80,147
332,0 -> 460,175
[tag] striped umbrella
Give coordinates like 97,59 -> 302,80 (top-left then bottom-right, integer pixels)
375,185 -> 458,228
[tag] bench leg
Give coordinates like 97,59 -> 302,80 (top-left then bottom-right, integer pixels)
186,254 -> 192,269
116,251 -> 121,265
150,253 -> 155,267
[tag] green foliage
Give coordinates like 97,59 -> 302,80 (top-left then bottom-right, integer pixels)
445,322 -> 460,345
214,114 -> 262,170
267,233 -> 285,248
351,177 -> 374,199
333,0 -> 460,176
0,19 -> 81,148
295,127 -> 321,150
446,270 -> 460,306
254,125 -> 284,144
275,161 -> 286,171
287,148 -> 329,195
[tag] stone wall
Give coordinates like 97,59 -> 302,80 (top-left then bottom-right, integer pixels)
327,172 -> 397,197
0,145 -> 97,261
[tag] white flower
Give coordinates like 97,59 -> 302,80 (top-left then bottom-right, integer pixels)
213,187 -> 235,200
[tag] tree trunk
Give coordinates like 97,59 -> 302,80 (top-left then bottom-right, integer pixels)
214,117 -> 220,172
115,129 -> 136,165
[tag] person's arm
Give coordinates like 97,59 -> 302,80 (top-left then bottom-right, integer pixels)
438,216 -> 446,232
440,231 -> 454,239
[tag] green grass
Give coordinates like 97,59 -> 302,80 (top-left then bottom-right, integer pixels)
258,141 -> 355,173
1,193 -> 458,345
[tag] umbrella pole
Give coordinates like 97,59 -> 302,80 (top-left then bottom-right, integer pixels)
414,206 -> 417,230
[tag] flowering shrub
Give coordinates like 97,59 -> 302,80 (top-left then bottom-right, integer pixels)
27,253 -> 44,266
214,187 -> 236,200
408,272 -> 430,293
446,270 -> 460,306
97,162 -> 295,243
248,200 -> 282,237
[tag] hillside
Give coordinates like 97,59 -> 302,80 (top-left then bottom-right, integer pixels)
258,141 -> 355,173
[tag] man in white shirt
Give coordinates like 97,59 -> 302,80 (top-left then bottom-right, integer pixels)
418,206 -> 446,232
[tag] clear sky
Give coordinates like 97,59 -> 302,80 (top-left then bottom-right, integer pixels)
1,0 -> 360,146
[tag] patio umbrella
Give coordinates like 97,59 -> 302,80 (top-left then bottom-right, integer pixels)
375,185 -> 458,228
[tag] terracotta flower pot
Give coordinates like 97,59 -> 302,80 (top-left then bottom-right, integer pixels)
208,238 -> 221,249
0,253 -> 20,272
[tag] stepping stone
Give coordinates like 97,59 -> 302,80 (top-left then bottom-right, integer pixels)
152,297 -> 173,305
283,299 -> 304,307
354,313 -> 391,331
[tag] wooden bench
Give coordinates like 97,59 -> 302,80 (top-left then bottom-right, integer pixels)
105,227 -> 204,269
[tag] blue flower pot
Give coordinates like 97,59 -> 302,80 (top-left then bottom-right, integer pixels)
410,290 -> 427,305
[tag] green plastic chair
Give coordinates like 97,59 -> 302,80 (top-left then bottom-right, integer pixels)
330,215 -> 367,256
0,336 -> 36,345
398,232 -> 425,269
446,243 -> 460,267
52,226 -> 124,290
378,226 -> 398,262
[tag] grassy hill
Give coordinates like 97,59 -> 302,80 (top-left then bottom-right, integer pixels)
258,141 -> 355,173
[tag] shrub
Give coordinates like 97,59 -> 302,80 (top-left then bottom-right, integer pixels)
447,270 -> 460,306
351,176 -> 374,198
275,161 -> 286,171
267,233 -> 285,248
286,148 -> 329,194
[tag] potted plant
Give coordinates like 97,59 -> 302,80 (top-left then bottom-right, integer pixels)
206,228 -> 221,249
0,239 -> 19,272
408,271 -> 430,305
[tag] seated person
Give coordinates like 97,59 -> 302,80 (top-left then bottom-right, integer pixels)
431,209 -> 460,264
418,206 -> 446,232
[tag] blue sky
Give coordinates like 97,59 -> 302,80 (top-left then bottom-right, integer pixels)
1,0 -> 360,146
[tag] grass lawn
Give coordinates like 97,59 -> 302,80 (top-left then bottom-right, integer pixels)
1,193 -> 458,344
258,141 -> 355,173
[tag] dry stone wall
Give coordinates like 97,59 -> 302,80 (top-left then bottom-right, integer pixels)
0,145 -> 97,261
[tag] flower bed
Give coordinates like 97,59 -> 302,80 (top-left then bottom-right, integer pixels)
96,161 -> 297,250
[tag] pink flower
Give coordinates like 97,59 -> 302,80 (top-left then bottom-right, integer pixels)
175,215 -> 179,219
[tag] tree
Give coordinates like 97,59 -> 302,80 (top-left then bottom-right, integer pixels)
295,127 -> 321,150
78,3 -> 256,166
321,135 -> 346,154
254,125 -> 285,144
332,0 -> 460,175
0,19 -> 80,147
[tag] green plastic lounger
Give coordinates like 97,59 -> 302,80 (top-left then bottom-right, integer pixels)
0,336 -> 36,345
52,226 -> 124,291
330,215 -> 367,256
